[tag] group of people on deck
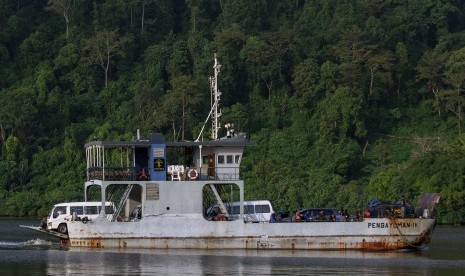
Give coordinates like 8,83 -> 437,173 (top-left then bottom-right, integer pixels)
270,196 -> 411,223
363,196 -> 411,218
270,209 -> 364,223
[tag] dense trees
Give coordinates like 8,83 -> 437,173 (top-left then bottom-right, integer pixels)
83,28 -> 131,89
1,1 -> 465,224
46,0 -> 74,39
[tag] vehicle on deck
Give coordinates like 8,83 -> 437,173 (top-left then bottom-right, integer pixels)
206,200 -> 274,222
47,202 -> 115,234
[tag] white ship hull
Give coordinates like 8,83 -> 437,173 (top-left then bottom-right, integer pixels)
63,216 -> 435,250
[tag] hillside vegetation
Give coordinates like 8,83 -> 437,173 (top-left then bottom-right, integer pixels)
1,1 -> 464,224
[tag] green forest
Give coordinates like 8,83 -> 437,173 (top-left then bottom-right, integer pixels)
1,0 -> 465,224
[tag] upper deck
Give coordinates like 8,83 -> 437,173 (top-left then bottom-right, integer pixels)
85,133 -> 256,183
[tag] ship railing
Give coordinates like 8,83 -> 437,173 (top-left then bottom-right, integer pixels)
210,167 -> 240,181
166,166 -> 240,181
86,166 -> 241,181
87,167 -> 136,181
187,166 -> 240,181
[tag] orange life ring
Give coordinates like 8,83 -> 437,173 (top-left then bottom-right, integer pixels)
188,169 -> 198,180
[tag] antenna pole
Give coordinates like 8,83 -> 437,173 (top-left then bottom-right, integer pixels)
195,54 -> 222,142
211,54 -> 221,140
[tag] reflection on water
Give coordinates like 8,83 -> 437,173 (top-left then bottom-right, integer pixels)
1,217 -> 465,275
43,248 -> 465,276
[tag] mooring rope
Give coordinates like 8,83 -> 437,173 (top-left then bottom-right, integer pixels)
389,216 -> 424,248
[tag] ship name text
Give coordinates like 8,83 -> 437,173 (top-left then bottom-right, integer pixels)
367,222 -> 418,229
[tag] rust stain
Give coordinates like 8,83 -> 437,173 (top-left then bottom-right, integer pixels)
87,238 -> 102,248
357,238 -> 408,250
60,238 -> 70,246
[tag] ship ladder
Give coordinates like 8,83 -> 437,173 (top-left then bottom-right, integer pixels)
209,184 -> 230,220
111,184 -> 134,222
107,185 -> 120,203
104,185 -> 120,220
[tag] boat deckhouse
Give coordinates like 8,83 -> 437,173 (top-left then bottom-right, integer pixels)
83,132 -> 255,220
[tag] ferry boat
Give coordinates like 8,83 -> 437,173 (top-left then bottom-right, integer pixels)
23,56 -> 440,250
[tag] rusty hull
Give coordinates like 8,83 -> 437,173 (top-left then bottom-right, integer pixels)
64,234 -> 430,250
62,217 -> 436,251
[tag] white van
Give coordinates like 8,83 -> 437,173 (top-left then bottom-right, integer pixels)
207,200 -> 274,222
47,202 -> 115,234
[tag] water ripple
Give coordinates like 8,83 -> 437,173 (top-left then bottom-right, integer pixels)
0,238 -> 59,249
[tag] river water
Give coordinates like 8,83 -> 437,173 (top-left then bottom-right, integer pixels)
1,217 -> 465,275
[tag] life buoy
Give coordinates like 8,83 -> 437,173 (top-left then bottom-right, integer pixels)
188,169 -> 198,180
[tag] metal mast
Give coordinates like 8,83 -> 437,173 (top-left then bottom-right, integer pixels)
210,54 -> 221,140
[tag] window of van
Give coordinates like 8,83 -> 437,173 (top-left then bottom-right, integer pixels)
53,206 -> 67,218
225,204 -> 270,215
70,206 -> 84,215
85,206 -> 99,215
255,204 -> 271,213
105,205 -> 114,214
244,205 -> 254,214
232,206 -> 240,214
